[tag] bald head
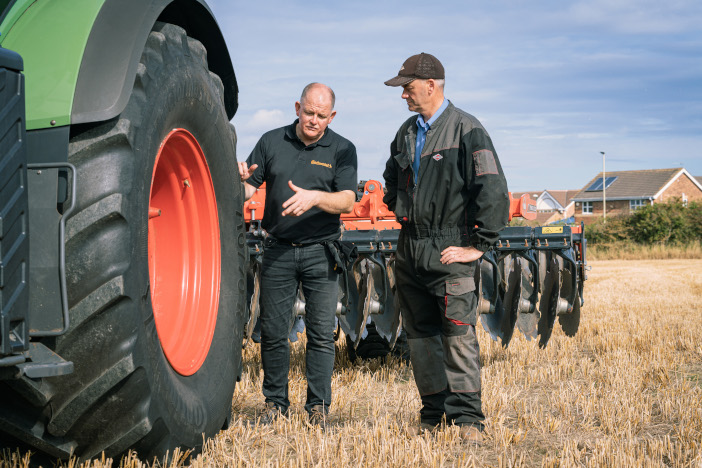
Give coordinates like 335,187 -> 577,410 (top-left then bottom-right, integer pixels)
301,82 -> 336,109
295,82 -> 337,145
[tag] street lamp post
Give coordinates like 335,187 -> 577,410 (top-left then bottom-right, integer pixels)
601,151 -> 606,222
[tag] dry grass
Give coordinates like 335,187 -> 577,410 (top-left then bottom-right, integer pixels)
3,260 -> 702,467
587,241 -> 702,261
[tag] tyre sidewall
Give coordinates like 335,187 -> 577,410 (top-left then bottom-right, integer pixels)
123,34 -> 244,451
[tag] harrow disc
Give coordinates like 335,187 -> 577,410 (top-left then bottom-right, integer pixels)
499,255 -> 523,347
354,265 -> 376,349
372,256 -> 402,349
537,257 -> 562,348
477,254 -> 498,315
244,261 -> 261,346
289,285 -> 306,342
514,257 -> 539,341
337,259 -> 363,343
558,266 -> 581,337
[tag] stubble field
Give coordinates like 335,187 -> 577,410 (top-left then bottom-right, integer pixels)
3,259 -> 702,467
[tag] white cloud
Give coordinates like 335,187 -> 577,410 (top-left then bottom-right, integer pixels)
242,109 -> 288,133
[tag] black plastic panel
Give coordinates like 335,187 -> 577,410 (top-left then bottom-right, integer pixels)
0,47 -> 29,356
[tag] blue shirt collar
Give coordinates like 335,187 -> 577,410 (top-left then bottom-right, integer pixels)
416,98 -> 449,130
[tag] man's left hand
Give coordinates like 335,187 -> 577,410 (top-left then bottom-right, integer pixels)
440,246 -> 483,264
282,180 -> 320,217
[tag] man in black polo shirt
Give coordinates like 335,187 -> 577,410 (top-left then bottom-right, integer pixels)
238,83 -> 357,426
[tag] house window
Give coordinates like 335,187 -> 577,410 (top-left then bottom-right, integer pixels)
582,201 -> 593,214
630,199 -> 645,211
682,193 -> 688,207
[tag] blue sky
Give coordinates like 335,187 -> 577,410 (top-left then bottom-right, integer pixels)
209,0 -> 702,191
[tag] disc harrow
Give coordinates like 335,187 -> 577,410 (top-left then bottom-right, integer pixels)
243,180 -> 587,351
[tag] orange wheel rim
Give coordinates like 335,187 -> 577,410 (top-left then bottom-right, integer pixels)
148,129 -> 221,376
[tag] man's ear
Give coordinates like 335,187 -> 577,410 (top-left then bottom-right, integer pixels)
295,101 -> 301,116
328,109 -> 337,123
427,79 -> 435,95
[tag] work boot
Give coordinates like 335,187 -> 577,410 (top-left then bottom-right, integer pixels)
260,402 -> 285,424
308,405 -> 328,428
458,425 -> 483,445
406,421 -> 439,437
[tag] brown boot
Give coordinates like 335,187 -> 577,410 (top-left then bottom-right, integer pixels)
459,425 -> 483,445
406,422 -> 439,436
308,405 -> 328,428
260,401 -> 285,424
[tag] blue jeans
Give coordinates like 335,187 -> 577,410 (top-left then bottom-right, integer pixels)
259,239 -> 338,414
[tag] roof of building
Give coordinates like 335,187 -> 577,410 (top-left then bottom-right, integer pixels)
571,168 -> 700,201
545,190 -> 578,208
511,190 -> 578,211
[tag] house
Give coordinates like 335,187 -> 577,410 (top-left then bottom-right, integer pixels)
510,189 -> 579,225
571,168 -> 702,224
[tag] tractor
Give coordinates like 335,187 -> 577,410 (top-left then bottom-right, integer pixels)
0,0 -> 246,462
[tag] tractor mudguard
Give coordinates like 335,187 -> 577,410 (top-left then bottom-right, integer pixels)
0,0 -> 237,131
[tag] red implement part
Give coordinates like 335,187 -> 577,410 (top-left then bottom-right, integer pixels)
243,179 -> 536,228
340,180 -> 401,231
509,193 -> 537,221
148,128 -> 221,376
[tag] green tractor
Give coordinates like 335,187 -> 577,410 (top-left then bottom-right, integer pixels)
0,0 -> 246,461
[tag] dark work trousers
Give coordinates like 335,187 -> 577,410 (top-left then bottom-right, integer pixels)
259,239 -> 338,415
395,229 -> 485,429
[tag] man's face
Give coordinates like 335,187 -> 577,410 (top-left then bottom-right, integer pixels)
401,79 -> 432,114
295,88 -> 336,144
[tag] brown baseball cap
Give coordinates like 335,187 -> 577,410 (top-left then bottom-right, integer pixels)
384,53 -> 445,87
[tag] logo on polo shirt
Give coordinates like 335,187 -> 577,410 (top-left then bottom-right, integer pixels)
432,154 -> 443,161
311,160 -> 332,169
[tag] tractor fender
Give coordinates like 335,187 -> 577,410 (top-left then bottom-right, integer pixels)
73,0 -> 238,125
0,0 -> 236,130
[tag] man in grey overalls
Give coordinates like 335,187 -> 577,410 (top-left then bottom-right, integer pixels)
382,53 -> 509,443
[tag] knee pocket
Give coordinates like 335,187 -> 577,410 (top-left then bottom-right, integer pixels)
443,277 -> 477,326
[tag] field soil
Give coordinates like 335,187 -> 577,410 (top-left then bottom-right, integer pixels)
3,259 -> 701,467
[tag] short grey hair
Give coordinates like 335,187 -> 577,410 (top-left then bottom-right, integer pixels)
301,82 -> 336,109
433,79 -> 445,90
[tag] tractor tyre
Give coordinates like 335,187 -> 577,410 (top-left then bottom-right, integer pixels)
0,23 -> 246,462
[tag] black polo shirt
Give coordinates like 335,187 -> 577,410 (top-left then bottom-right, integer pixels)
245,120 -> 358,243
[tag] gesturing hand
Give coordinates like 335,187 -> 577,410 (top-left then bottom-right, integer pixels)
440,246 -> 484,264
238,162 -> 258,182
281,180 -> 320,217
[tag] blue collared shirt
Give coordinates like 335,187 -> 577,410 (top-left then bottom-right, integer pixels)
413,98 -> 449,183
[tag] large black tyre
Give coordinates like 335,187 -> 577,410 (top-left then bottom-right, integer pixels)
0,23 -> 246,462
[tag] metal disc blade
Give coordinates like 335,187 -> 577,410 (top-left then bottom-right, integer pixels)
385,257 -> 403,350
288,286 -> 306,342
372,284 -> 399,343
538,258 -> 561,348
515,258 -> 539,341
244,263 -> 261,346
537,251 -> 551,293
388,293 -> 403,350
478,259 -> 497,315
558,269 -> 581,337
337,267 -> 360,343
353,271 -> 374,349
498,255 -> 521,348
480,294 -> 505,342
288,316 -> 305,342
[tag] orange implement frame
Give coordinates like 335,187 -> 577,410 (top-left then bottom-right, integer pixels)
243,180 -> 537,229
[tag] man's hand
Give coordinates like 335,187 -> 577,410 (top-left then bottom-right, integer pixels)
282,181 -> 320,217
440,246 -> 483,264
238,162 -> 258,181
